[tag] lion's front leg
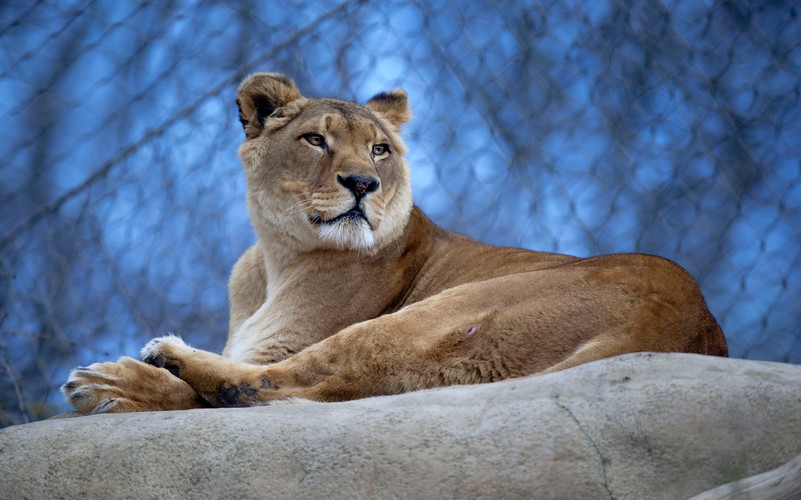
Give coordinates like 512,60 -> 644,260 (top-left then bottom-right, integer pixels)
141,335 -> 289,406
62,356 -> 209,413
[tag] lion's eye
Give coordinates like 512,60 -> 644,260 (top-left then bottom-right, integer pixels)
372,144 -> 389,157
303,133 -> 326,148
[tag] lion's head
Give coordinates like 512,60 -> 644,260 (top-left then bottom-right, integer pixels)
236,73 -> 413,255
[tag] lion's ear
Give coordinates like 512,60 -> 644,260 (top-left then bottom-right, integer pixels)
365,88 -> 411,129
236,72 -> 302,139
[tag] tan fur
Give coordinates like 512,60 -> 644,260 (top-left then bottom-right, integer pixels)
62,73 -> 727,413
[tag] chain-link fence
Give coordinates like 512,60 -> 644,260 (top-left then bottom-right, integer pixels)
1,0 -> 799,426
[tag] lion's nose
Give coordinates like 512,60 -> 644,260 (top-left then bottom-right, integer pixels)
338,174 -> 380,200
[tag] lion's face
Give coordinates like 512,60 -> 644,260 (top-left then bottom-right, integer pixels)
236,73 -> 413,254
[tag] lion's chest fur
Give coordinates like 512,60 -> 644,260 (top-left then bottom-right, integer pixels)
223,238 -> 425,365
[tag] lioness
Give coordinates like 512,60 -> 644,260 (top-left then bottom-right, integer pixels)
62,73 -> 728,413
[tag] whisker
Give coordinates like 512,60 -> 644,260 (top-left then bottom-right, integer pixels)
282,199 -> 314,217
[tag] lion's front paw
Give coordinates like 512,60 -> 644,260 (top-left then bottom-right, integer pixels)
62,357 -> 152,413
61,356 -> 203,414
62,362 -> 123,414
141,334 -> 190,376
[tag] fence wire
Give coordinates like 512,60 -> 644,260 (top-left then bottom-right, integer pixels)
1,0 -> 799,426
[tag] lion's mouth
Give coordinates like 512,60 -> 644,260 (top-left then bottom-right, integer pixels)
310,207 -> 370,227
310,205 -> 376,250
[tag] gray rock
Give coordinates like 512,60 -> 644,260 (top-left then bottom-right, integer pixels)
1,352 -> 800,499
690,450 -> 801,500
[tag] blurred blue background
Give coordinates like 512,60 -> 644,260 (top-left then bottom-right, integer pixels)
1,0 -> 799,426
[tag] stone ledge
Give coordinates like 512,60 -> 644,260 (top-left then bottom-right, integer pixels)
1,352 -> 800,499
691,450 -> 801,500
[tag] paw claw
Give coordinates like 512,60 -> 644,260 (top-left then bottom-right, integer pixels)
66,387 -> 88,402
92,398 -> 117,414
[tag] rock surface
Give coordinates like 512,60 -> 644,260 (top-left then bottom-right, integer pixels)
1,352 -> 800,499
690,450 -> 801,500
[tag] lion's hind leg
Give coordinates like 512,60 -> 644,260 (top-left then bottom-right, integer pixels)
533,334 -> 637,375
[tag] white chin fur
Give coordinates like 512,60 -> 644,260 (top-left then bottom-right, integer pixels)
318,219 -> 375,250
